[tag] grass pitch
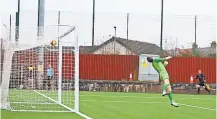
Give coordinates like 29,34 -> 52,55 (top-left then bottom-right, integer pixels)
1,90 -> 216,119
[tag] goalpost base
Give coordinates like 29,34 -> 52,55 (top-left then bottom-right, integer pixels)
0,101 -> 11,110
1,48 -> 14,110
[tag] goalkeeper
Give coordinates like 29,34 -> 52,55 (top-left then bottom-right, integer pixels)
147,56 -> 179,107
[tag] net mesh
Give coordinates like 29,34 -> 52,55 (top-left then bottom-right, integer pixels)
1,25 -> 78,112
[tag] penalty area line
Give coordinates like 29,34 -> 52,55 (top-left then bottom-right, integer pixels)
178,103 -> 216,111
33,91 -> 93,119
76,112 -> 93,119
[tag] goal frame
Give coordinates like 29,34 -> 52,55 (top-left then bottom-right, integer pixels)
0,26 -> 92,119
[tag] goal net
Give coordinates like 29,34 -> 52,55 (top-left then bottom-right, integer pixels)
0,25 -> 86,116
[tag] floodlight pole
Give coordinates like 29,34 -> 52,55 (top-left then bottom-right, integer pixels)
160,0 -> 164,56
37,0 -> 45,90
9,15 -> 11,41
114,26 -> 116,37
127,13 -> 129,40
15,0 -> 20,44
57,11 -> 61,46
92,0 -> 95,46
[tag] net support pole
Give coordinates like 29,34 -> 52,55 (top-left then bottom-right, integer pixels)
58,38 -> 62,104
1,48 -> 13,109
74,34 -> 79,112
37,0 -> 45,90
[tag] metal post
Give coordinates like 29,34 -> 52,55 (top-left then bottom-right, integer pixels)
127,13 -> 129,40
175,37 -> 177,56
58,11 -> 60,46
160,0 -> 164,56
57,12 -> 62,104
192,15 -> 197,56
74,35 -> 79,112
58,31 -> 62,104
195,15 -> 197,44
114,26 -> 116,54
37,0 -> 45,89
114,26 -> 116,37
15,0 -> 20,44
21,65 -> 23,86
9,14 -> 11,41
92,0 -> 95,46
0,38 -> 1,81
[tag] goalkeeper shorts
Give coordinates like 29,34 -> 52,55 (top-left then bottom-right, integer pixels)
159,71 -> 169,81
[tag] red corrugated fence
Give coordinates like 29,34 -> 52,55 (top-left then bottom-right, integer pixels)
79,54 -> 139,81
166,57 -> 216,83
17,52 -> 216,83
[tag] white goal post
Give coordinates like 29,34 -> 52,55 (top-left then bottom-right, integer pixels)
0,25 -> 92,119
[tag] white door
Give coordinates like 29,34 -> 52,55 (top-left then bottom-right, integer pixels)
138,54 -> 159,81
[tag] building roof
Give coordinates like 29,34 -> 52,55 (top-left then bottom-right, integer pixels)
92,37 -> 167,55
79,46 -> 98,54
13,37 -> 168,56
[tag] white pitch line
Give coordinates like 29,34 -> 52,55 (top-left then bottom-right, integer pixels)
11,110 -> 71,112
80,99 -> 165,104
76,112 -> 93,119
80,95 -> 216,101
10,102 -> 56,105
33,90 -> 93,119
80,100 -> 216,111
33,91 -> 75,111
178,103 -> 216,111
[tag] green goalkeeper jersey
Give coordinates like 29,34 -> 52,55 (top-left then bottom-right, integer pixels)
152,58 -> 169,80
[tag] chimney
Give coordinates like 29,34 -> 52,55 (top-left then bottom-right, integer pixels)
211,41 -> 216,48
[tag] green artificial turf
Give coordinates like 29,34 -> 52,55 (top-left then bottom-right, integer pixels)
1,90 -> 216,119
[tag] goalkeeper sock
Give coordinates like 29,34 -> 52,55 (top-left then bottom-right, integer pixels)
163,84 -> 169,91
205,88 -> 210,94
168,92 -> 173,103
198,88 -> 200,94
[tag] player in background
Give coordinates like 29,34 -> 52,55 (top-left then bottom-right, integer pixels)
27,65 -> 34,89
194,70 -> 211,95
147,56 -> 179,107
44,64 -> 53,90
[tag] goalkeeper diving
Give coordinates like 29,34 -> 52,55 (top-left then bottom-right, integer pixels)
147,56 -> 179,107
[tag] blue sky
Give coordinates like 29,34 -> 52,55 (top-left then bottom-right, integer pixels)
0,0 -> 216,49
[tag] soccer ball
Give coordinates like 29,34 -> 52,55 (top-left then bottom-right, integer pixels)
50,40 -> 57,46
164,61 -> 168,65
